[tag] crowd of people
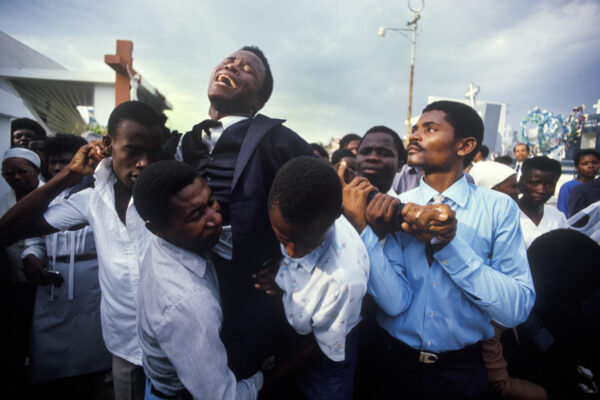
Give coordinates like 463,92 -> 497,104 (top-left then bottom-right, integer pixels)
1,45 -> 599,400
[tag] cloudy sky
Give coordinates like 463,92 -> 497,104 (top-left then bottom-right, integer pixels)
1,0 -> 599,147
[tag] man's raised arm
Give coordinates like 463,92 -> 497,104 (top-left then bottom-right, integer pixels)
0,141 -> 105,246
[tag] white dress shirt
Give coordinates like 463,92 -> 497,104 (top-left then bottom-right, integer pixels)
138,235 -> 262,399
520,204 -> 569,248
43,158 -> 151,365
275,216 -> 369,362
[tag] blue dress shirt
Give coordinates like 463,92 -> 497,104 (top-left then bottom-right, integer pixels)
362,175 -> 535,352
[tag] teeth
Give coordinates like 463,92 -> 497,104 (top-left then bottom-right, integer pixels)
217,74 -> 236,88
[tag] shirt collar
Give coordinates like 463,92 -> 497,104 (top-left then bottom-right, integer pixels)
281,223 -> 335,274
157,236 -> 208,278
93,158 -> 117,187
417,174 -> 470,208
217,115 -> 250,131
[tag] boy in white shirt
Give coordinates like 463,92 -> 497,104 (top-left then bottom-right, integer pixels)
518,156 -> 568,248
266,156 -> 369,399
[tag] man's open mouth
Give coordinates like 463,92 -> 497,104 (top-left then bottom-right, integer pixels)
216,74 -> 237,88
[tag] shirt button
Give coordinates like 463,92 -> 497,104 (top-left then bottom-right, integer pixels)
427,340 -> 432,346
442,259 -> 448,265
432,280 -> 437,288
429,311 -> 434,317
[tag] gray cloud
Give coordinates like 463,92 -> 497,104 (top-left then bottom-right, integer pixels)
1,0 -> 598,145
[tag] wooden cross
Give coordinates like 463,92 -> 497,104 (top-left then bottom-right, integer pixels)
105,40 -> 137,106
465,82 -> 480,107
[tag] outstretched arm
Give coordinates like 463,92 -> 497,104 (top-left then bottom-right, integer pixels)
0,142 -> 106,246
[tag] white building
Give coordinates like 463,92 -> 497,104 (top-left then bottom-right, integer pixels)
0,31 -> 171,195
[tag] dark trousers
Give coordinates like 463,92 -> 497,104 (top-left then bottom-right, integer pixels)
295,327 -> 359,400
213,255 -> 297,380
378,332 -> 490,400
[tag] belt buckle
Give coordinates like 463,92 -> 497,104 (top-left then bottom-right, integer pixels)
419,351 -> 439,364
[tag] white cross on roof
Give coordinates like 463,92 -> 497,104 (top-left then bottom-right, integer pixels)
593,99 -> 600,115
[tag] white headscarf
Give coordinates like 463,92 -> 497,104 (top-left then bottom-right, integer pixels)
2,147 -> 41,168
470,161 -> 516,190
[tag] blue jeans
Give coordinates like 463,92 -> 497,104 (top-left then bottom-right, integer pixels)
296,328 -> 359,400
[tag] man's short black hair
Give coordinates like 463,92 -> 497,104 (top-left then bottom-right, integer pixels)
340,133 -> 361,149
10,118 -> 46,144
240,45 -> 273,105
133,160 -> 199,227
574,149 -> 600,166
494,155 -> 514,166
422,101 -> 484,164
43,133 -> 87,159
310,143 -> 329,159
268,156 -> 342,226
363,125 -> 406,163
107,101 -> 159,138
514,143 -> 530,153
331,148 -> 355,165
522,156 -> 562,178
479,145 -> 489,160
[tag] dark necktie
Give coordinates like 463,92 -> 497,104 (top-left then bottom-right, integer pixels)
425,194 -> 446,266
181,119 -> 222,169
194,119 -> 222,140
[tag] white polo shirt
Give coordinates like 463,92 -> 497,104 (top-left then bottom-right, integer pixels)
44,158 -> 151,365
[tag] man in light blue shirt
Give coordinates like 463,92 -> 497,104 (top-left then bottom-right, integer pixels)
343,101 -> 535,399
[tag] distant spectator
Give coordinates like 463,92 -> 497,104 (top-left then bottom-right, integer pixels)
22,133 -> 110,396
475,145 -> 489,162
494,155 -> 514,166
10,118 -> 46,148
339,133 -> 361,155
568,175 -> 600,218
356,125 -> 405,194
513,143 -> 530,181
470,161 -> 519,200
0,148 -> 42,389
557,149 -> 600,217
518,156 -> 567,248
310,143 -> 329,163
331,148 -> 356,171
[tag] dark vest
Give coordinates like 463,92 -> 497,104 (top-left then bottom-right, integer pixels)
194,119 -> 251,224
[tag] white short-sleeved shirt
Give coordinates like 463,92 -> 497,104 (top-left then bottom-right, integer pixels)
43,159 -> 151,365
275,216 -> 369,361
520,204 -> 569,248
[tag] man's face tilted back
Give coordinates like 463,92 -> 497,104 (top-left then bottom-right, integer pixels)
207,50 -> 266,118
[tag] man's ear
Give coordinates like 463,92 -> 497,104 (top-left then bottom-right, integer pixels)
456,137 -> 477,159
145,220 -> 163,238
103,135 -> 113,156
252,99 -> 265,115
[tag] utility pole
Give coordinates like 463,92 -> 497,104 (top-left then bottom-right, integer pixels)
406,12 -> 420,140
379,8 -> 422,141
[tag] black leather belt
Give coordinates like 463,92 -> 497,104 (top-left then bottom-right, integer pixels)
388,337 -> 482,364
